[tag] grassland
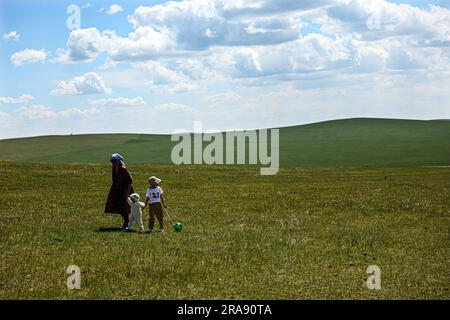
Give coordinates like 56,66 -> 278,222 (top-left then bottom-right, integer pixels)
0,162 -> 448,299
0,118 -> 449,166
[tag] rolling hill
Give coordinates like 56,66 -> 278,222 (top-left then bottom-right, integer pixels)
0,118 -> 449,166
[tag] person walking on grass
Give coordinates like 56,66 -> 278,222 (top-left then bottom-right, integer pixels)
145,176 -> 167,233
104,153 -> 134,229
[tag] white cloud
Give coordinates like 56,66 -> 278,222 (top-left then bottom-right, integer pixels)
206,29 -> 450,84
326,0 -> 450,44
172,58 -> 214,81
138,61 -> 184,84
56,26 -> 176,63
51,72 -> 111,96
54,0 -> 450,83
203,91 -> 243,106
109,27 -> 176,61
0,94 -> 35,105
18,105 -> 100,120
21,0 -> 450,131
149,82 -> 200,94
88,96 -> 146,107
55,28 -> 107,63
106,4 -> 123,15
10,49 -> 46,66
56,1 -> 326,64
221,0 -> 341,17
0,110 -> 11,119
58,107 -> 100,118
154,102 -> 197,113
135,61 -> 201,93
3,31 -> 20,41
18,105 -> 58,119
128,1 -> 301,50
189,77 -> 450,131
207,34 -> 354,80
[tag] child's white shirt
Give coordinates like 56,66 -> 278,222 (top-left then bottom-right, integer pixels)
146,186 -> 164,204
127,198 -> 145,215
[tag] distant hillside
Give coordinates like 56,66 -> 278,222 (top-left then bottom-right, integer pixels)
0,118 -> 449,166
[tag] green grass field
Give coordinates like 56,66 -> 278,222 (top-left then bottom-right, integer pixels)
0,118 -> 449,166
0,162 -> 448,299
0,118 -> 448,299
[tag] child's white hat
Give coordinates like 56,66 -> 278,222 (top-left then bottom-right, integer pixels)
148,176 -> 162,185
130,193 -> 140,201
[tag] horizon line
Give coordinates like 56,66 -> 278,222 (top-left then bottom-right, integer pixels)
1,117 -> 449,141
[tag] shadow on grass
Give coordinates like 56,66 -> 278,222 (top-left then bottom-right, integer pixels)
96,227 -> 124,233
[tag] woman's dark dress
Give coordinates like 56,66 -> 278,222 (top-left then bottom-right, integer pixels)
104,164 -> 134,219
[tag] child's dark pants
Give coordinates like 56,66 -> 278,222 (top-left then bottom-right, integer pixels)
149,202 -> 164,230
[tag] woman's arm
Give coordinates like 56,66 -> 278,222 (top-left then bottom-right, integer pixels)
118,167 -> 133,196
121,166 -> 133,185
126,184 -> 132,196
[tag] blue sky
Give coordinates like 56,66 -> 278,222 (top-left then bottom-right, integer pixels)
0,0 -> 449,138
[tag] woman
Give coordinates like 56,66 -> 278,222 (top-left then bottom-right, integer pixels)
104,153 -> 134,229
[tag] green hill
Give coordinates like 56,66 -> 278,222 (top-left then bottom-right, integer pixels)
0,118 -> 449,166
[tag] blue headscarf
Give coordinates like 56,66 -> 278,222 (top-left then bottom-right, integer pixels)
110,153 -> 125,165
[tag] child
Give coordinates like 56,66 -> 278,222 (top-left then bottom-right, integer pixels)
126,193 -> 145,233
145,176 -> 167,233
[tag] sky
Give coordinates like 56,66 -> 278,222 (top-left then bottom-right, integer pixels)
0,0 -> 449,139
